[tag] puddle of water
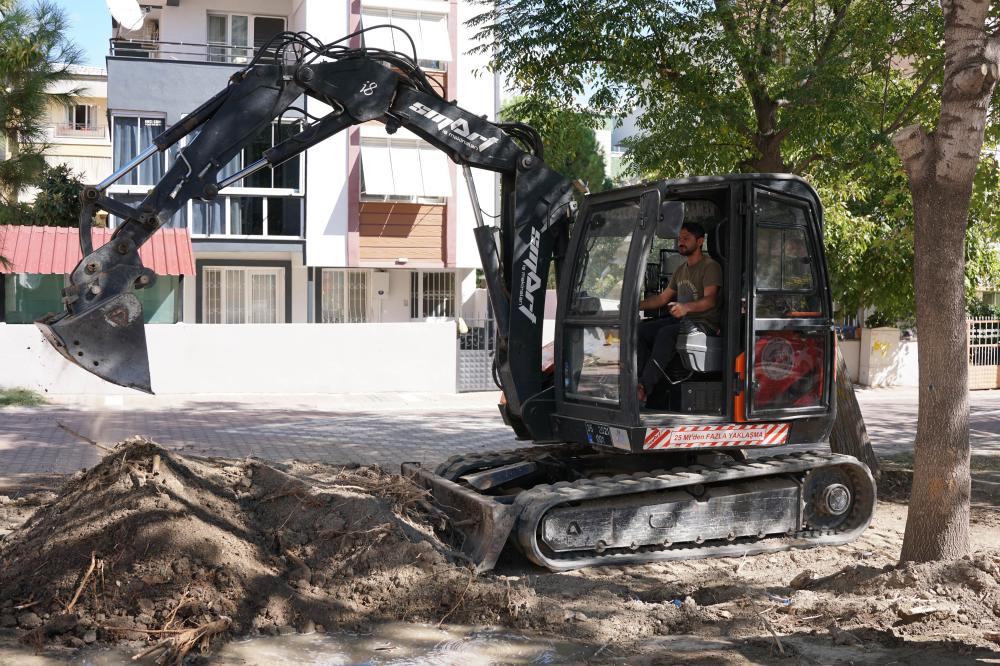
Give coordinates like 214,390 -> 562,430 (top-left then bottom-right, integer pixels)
0,623 -> 591,665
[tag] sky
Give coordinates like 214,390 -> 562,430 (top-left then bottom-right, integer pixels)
53,0 -> 112,68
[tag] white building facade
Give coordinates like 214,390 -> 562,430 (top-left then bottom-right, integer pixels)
1,0 -> 504,395
105,0 -> 497,329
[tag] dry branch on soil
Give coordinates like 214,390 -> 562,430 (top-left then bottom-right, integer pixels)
132,617 -> 230,665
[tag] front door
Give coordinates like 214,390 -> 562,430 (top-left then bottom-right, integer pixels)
746,187 -> 834,418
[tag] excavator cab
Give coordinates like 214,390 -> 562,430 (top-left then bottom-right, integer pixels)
549,174 -> 835,453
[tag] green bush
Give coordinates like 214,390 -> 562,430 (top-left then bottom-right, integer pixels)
0,388 -> 46,407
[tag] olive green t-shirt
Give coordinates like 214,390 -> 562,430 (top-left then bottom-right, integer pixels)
667,256 -> 723,329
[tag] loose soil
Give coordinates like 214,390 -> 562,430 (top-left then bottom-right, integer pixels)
1,438 -> 999,665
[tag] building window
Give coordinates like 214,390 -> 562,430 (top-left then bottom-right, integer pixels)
360,132 -> 450,201
208,13 -> 286,64
320,269 -> 369,323
112,115 -> 165,185
203,266 -> 284,323
410,271 -> 455,318
67,104 -> 94,130
151,122 -> 303,237
217,121 -> 303,191
136,276 -> 180,323
359,8 -> 450,68
2,274 -> 64,323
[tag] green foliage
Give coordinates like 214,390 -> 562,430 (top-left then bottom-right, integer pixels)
0,0 -> 82,203
967,296 -> 1000,319
500,96 -> 612,192
0,387 -> 46,407
471,0 -> 940,177
0,163 -> 83,226
0,199 -> 31,225
821,149 -> 1000,322
468,0 -> 1000,320
29,162 -> 82,226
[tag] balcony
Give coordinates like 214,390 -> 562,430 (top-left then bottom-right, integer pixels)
109,38 -> 293,65
52,123 -> 106,139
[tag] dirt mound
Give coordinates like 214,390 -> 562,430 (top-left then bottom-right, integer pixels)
0,438 -> 535,661
3,439 -> 1000,664
793,550 -> 1000,641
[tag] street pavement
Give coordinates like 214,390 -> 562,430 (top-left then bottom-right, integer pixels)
1,386 -> 999,484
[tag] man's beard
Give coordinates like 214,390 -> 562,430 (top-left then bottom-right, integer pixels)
678,245 -> 695,256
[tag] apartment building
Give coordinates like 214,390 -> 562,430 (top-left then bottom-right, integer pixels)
40,65 -> 114,184
104,0 -> 498,330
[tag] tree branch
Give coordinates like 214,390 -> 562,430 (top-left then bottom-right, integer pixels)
892,123 -> 932,182
882,68 -> 938,134
799,0 -> 852,91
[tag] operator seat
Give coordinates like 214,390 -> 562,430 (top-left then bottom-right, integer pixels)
677,329 -> 723,373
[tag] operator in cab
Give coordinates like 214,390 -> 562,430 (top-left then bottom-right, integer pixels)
637,222 -> 722,405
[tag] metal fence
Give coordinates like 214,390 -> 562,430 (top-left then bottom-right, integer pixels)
968,317 -> 1000,389
457,316 -> 497,392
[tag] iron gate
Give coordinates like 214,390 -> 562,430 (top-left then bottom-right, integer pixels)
457,316 -> 497,392
969,317 -> 1000,389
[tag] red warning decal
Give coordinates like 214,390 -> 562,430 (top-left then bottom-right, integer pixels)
643,423 -> 790,450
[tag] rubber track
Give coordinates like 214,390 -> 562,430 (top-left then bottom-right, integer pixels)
512,450 -> 877,571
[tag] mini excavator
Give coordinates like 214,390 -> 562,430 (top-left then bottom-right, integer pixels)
37,27 -> 876,572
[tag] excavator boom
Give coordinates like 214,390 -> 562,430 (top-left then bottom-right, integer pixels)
37,29 -> 574,441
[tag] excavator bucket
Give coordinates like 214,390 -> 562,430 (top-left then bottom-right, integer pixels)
401,462 -> 519,572
36,292 -> 153,393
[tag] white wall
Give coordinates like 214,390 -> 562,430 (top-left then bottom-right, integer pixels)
157,0 -> 295,46
1,322 -> 457,394
299,0 -> 351,267
839,332 -> 919,388
838,339 -> 860,383
455,0 -> 499,271
374,269 -> 415,322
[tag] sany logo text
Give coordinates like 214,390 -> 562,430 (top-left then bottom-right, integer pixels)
518,227 -> 542,324
408,102 -> 500,152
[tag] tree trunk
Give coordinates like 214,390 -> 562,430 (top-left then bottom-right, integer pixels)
891,0 -> 998,563
830,349 -> 879,477
1,130 -> 18,204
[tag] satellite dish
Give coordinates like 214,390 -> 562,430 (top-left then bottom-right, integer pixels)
106,0 -> 144,32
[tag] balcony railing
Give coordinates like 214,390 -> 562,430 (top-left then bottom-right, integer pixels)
109,38 -> 292,65
53,123 -> 106,139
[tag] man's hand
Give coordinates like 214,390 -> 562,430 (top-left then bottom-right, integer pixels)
668,302 -> 688,318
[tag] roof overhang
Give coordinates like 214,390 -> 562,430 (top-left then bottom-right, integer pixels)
0,225 -> 195,276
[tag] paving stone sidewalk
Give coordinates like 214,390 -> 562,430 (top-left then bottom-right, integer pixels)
2,387 -> 999,484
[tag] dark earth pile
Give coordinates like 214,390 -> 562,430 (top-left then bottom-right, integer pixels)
2,438 -> 1000,665
0,438 -> 535,662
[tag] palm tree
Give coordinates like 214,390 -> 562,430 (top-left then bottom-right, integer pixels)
0,0 -> 82,204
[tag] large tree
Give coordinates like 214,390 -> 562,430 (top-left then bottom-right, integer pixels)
0,0 -> 82,204
471,0 -> 939,177
891,0 -> 1000,562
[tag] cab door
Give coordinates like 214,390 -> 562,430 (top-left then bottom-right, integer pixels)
746,186 -> 834,418
556,188 -> 660,426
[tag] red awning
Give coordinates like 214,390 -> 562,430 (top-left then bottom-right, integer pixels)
0,225 -> 195,276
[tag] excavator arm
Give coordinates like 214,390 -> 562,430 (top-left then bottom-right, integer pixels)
36,30 -> 575,441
